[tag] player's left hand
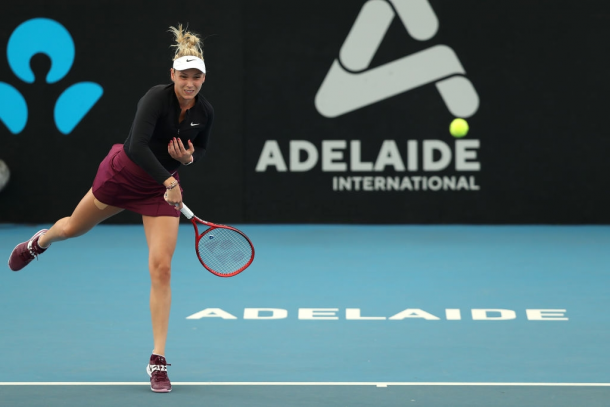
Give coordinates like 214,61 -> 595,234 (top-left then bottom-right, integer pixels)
168,138 -> 194,165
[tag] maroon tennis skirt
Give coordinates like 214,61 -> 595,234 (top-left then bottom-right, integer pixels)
91,144 -> 182,217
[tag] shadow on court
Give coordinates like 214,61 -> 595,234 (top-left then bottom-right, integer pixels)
1,385 -> 610,407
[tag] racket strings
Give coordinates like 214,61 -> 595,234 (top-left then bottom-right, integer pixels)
198,228 -> 253,275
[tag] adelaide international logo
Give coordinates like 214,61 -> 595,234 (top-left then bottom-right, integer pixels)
0,18 -> 103,135
256,0 -> 482,193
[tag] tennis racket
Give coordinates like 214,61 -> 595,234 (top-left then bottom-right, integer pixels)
180,203 -> 254,277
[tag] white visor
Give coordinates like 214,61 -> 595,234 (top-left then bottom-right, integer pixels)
173,56 -> 206,74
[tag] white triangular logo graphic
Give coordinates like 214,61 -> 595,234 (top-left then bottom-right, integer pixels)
315,0 -> 479,118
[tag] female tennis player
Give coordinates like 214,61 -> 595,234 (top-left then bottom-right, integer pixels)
7,24 -> 213,393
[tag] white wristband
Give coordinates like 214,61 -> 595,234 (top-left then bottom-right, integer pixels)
183,156 -> 194,166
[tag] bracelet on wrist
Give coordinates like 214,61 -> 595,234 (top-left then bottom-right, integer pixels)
166,180 -> 179,190
183,156 -> 194,166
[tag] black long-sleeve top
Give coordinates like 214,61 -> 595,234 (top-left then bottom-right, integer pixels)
123,83 -> 214,184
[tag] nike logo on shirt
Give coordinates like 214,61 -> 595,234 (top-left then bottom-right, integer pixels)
191,122 -> 200,126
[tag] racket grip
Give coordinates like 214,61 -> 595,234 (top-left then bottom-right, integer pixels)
180,203 -> 195,219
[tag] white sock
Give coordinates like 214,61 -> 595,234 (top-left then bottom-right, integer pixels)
37,233 -> 50,249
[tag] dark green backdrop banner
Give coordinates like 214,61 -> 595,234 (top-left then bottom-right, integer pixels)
0,1 -> 608,224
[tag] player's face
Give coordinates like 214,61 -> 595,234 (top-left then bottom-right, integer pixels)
171,68 -> 206,103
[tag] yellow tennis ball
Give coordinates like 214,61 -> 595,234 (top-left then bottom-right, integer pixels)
449,118 -> 469,138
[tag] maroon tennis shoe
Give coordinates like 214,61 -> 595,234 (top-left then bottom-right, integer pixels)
8,229 -> 49,271
147,354 -> 172,393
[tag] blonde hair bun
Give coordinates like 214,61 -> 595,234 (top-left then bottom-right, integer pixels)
169,24 -> 204,61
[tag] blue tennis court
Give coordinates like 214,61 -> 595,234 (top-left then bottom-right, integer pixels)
1,224 -> 609,406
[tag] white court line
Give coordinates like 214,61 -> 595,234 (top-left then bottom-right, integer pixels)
0,382 -> 609,386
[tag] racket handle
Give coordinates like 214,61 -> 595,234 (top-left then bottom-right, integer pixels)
180,203 -> 195,219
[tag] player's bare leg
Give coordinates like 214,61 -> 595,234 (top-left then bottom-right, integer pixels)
39,189 -> 123,247
9,189 -> 122,271
142,214 -> 179,355
142,214 -> 179,392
